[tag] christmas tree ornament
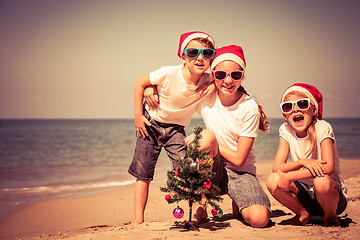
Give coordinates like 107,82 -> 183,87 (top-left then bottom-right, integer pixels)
211,208 -> 218,216
175,167 -> 180,177
160,126 -> 223,231
173,206 -> 184,219
165,194 -> 171,201
211,208 -> 223,218
202,179 -> 212,189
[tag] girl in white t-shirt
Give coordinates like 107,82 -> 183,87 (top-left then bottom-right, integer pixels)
185,45 -> 271,228
266,83 -> 348,227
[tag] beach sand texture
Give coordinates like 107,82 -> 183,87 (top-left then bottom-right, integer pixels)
1,160 -> 360,240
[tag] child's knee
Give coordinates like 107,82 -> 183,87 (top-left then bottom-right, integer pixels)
266,173 -> 280,193
313,175 -> 338,195
199,129 -> 218,155
243,206 -> 269,228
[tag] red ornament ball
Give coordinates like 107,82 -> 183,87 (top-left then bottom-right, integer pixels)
202,179 -> 212,189
211,208 -> 218,215
212,208 -> 223,218
165,194 -> 171,201
175,167 -> 180,177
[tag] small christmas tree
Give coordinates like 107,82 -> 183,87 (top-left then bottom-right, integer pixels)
160,126 -> 223,230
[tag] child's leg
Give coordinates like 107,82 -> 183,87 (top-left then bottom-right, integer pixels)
131,179 -> 151,226
192,203 -> 208,225
241,204 -> 270,228
266,173 -> 310,225
228,171 -> 270,228
190,129 -> 219,161
313,176 -> 340,227
232,200 -> 241,219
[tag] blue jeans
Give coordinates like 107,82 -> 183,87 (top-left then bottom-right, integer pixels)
128,110 -> 186,181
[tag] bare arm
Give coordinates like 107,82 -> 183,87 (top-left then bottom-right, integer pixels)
272,137 -> 316,191
134,74 -> 152,138
319,138 -> 335,175
273,137 -> 327,177
219,136 -> 254,168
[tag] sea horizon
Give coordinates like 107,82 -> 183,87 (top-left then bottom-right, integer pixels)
0,117 -> 359,216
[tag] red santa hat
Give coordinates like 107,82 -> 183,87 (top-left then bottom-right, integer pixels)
177,31 -> 215,58
210,45 -> 246,70
281,83 -> 323,120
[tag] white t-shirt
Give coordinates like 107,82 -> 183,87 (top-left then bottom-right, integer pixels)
279,120 -> 348,199
147,64 -> 211,126
197,92 -> 260,175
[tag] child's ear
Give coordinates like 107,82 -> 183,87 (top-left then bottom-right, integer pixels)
312,108 -> 317,117
182,58 -> 186,64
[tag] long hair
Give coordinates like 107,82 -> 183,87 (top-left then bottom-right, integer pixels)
238,85 -> 270,133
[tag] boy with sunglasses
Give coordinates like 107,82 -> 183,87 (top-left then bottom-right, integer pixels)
127,31 -> 216,226
266,83 -> 348,227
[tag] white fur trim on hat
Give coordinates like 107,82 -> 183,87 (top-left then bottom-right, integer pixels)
211,53 -> 246,70
281,86 -> 319,111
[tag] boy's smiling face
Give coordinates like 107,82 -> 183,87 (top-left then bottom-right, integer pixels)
182,40 -> 211,75
283,92 -> 317,138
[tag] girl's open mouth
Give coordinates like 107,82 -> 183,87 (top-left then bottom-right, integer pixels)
293,115 -> 304,123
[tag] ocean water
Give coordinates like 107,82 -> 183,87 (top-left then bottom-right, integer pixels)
0,118 -> 359,210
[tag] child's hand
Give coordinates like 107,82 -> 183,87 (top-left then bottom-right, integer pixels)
185,133 -> 195,146
135,115 -> 151,138
144,85 -> 159,110
277,170 -> 291,191
198,82 -> 215,97
302,159 -> 327,177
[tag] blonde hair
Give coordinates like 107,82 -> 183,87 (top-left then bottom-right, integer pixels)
238,86 -> 270,133
283,91 -> 318,157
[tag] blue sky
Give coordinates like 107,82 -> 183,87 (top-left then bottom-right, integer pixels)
0,0 -> 359,119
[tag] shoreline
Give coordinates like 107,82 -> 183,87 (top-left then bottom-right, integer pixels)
1,159 -> 360,240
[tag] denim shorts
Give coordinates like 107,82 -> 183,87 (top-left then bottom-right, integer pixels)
227,168 -> 271,212
213,154 -> 271,211
128,110 -> 186,181
294,180 -> 347,216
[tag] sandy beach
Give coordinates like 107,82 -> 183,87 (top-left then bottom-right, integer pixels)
1,159 -> 360,240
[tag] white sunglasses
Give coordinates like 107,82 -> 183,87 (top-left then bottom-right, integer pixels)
280,98 -> 311,114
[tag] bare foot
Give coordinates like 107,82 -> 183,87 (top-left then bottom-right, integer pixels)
279,215 -> 310,225
324,217 -> 340,227
124,220 -> 143,228
192,207 -> 208,226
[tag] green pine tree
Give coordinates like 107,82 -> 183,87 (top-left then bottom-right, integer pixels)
160,126 -> 223,229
